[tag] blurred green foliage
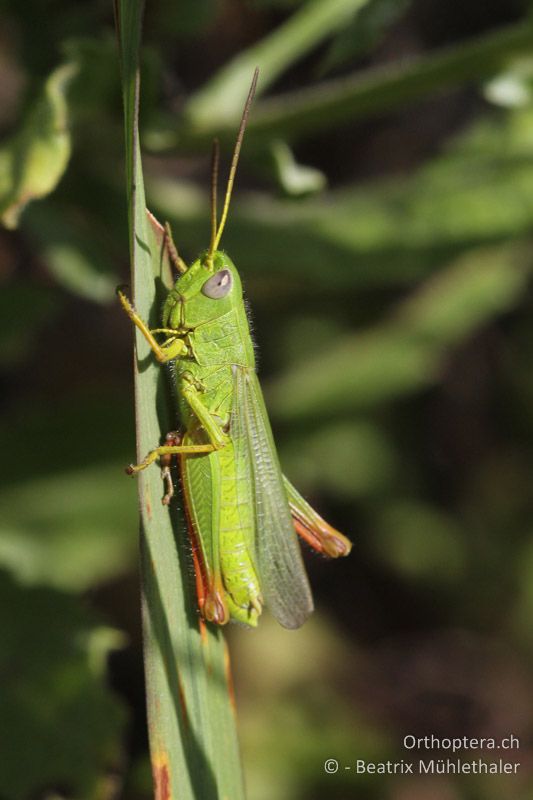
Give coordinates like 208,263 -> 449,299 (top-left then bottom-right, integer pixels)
0,570 -> 125,799
1,0 -> 533,798
0,63 -> 76,229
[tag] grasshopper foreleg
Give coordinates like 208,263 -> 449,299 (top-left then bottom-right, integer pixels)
117,287 -> 186,362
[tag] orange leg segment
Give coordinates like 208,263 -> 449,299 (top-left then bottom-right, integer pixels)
284,475 -> 352,558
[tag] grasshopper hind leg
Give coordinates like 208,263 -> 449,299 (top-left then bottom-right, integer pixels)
159,431 -> 182,505
126,430 -> 217,504
283,475 -> 352,558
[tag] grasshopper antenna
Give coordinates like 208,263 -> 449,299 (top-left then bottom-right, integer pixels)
208,138 -> 220,265
210,67 -> 259,256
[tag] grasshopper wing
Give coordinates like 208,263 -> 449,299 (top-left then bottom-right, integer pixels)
232,366 -> 314,629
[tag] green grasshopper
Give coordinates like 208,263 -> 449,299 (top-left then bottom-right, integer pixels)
119,69 -> 351,629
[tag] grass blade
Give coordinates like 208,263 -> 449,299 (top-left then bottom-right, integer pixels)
159,19 -> 533,150
114,3 -> 245,797
247,20 -> 533,140
184,0 -> 373,130
268,243 -> 532,419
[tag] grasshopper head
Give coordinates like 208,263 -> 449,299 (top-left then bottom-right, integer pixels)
162,69 -> 258,332
162,251 -> 243,329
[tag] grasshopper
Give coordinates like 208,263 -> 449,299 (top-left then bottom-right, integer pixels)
119,70 -> 351,628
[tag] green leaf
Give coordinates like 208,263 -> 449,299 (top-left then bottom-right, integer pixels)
147,104 -> 533,288
115,3 -> 245,798
268,139 -> 326,196
247,19 -> 533,142
183,0 -> 377,131
0,393 -> 137,590
0,462 -> 137,591
0,570 -> 125,800
0,62 -> 77,229
267,244 -> 533,420
484,56 -> 533,108
166,19 -> 533,148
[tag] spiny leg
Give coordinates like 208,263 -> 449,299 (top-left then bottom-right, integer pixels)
129,409 -> 227,505
127,375 -> 228,480
126,439 -> 216,475
283,475 -> 352,558
127,429 -> 219,504
157,432 -> 226,510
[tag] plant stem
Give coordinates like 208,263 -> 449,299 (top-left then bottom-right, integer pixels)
114,3 -> 245,798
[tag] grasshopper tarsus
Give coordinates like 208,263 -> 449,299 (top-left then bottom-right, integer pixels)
160,453 -> 176,505
204,591 -> 229,626
116,283 -> 130,298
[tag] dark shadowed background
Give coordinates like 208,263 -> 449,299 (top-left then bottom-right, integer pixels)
1,1 -> 533,798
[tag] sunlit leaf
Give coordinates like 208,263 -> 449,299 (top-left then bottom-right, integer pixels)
153,19 -> 533,148
484,57 -> 533,107
268,139 -> 326,195
0,62 -> 77,229
183,0 -> 375,131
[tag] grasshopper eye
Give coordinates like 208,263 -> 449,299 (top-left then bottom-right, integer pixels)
202,268 -> 233,299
